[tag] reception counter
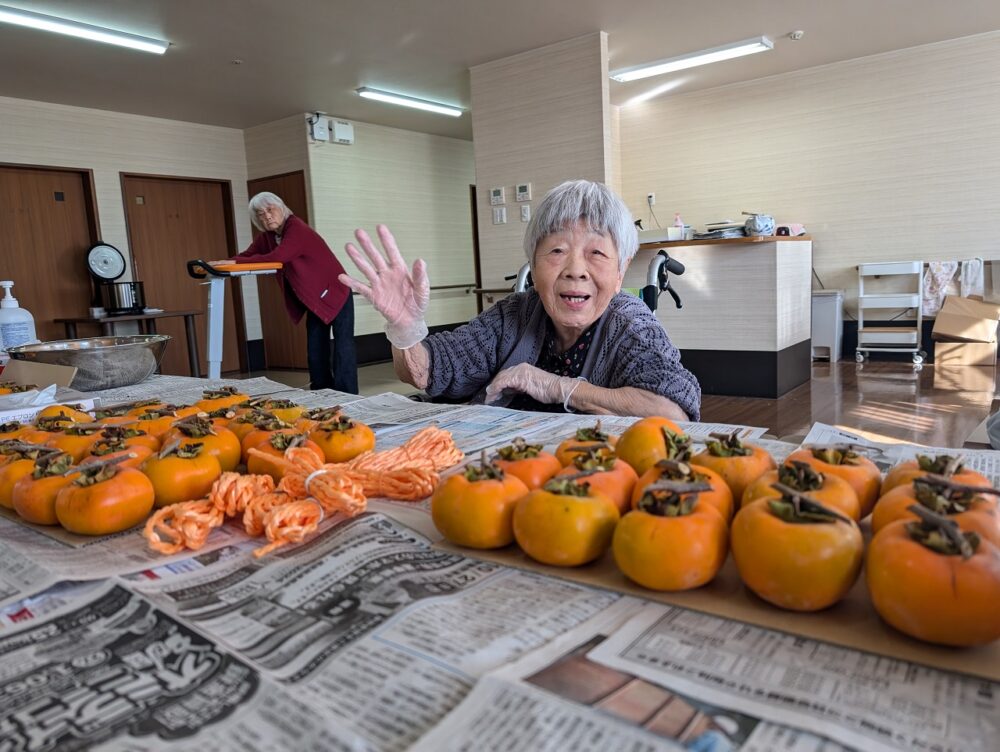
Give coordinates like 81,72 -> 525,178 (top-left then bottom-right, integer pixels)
627,236 -> 812,398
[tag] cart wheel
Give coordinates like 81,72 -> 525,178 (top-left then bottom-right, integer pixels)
855,351 -> 865,363
912,353 -> 924,365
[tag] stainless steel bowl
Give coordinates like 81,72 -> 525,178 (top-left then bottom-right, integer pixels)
7,335 -> 170,392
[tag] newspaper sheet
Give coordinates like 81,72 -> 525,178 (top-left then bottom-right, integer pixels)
0,581 -> 371,750
133,512 -> 622,750
266,386 -> 364,408
588,603 -> 998,752
86,374 -> 292,406
413,599 -> 852,752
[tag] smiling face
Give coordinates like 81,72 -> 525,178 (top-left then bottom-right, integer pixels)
532,219 -> 625,351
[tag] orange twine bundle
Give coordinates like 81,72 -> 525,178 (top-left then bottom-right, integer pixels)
346,426 -> 463,473
211,472 -> 276,517
144,499 -> 225,555
253,499 -> 324,557
243,491 -> 293,536
249,446 -> 367,516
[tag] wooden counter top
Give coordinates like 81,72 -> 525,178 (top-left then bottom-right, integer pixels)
639,235 -> 811,250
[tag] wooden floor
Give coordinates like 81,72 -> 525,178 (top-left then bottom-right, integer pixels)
256,361 -> 998,449
702,361 -> 998,447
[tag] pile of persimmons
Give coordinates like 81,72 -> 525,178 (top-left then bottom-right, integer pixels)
0,387 -> 373,537
430,417 -> 1000,648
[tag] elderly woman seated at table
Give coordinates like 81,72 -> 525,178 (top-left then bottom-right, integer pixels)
340,180 -> 701,419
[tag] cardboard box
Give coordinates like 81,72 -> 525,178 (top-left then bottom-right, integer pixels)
933,364 -> 997,392
934,341 -> 998,366
931,296 -> 1000,343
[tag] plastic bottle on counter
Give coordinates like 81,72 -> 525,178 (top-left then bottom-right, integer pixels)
0,281 -> 37,361
673,212 -> 684,228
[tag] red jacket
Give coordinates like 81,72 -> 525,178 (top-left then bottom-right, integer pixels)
234,215 -> 349,325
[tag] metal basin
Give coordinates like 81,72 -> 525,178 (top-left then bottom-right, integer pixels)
7,335 -> 170,392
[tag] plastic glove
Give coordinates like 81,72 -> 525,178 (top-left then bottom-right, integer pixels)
339,224 -> 429,349
485,363 -> 584,409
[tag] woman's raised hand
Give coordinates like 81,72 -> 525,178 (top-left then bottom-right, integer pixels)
340,225 -> 430,349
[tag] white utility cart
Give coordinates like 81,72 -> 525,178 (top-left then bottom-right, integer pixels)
856,260 -> 925,365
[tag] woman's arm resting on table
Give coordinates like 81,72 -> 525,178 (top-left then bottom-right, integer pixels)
567,382 -> 689,420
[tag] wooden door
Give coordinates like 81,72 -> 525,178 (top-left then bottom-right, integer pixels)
122,175 -> 242,376
0,165 -> 97,342
247,171 -> 309,368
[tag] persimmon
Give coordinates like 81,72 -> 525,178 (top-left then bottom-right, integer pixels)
35,403 -> 92,424
555,446 -> 637,514
295,406 -> 344,434
0,381 -> 37,395
513,476 -> 620,567
870,475 -> 1000,546
730,483 -> 863,611
614,416 -> 685,476
162,416 -> 241,472
247,432 -> 325,481
195,386 -> 249,413
867,506 -> 1000,646
83,443 -> 153,470
493,438 -> 562,490
240,415 -> 296,463
55,460 -> 155,535
614,479 -> 728,591
12,452 -> 77,525
95,425 -> 160,453
142,441 -> 222,508
20,416 -> 75,445
125,399 -> 167,417
0,421 -> 28,441
431,453 -> 529,549
92,404 -> 134,425
205,406 -> 239,430
741,461 -> 861,521
227,409 -> 274,443
691,431 -> 776,503
631,459 -> 733,523
308,415 -> 376,464
245,398 -> 305,425
554,421 -> 619,466
881,454 -> 990,495
135,405 -> 198,439
0,444 -> 60,509
45,423 -> 103,463
785,445 -> 881,518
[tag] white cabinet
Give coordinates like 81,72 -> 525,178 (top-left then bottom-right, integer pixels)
856,261 -> 924,364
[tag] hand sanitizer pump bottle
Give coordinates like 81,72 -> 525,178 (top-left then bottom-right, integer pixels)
0,281 -> 37,361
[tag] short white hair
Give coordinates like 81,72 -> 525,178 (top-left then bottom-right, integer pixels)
523,180 -> 639,274
248,192 -> 292,232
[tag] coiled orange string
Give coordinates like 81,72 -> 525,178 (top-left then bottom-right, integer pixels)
243,491 -> 293,536
144,499 -> 225,555
253,499 -> 324,557
211,472 -> 276,517
346,426 -> 463,472
250,446 -> 367,516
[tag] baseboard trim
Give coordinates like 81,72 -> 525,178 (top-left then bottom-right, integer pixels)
680,339 -> 811,398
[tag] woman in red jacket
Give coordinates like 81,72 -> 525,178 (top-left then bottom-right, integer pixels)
233,192 -> 358,393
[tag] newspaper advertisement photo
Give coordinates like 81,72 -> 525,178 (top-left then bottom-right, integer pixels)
133,512 -> 622,750
412,600 -> 852,752
588,603 -> 999,752
0,582 -> 370,750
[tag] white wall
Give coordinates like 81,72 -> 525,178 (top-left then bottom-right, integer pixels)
0,95 -> 251,278
306,120 -> 476,336
470,33 -> 612,288
618,31 -> 1000,314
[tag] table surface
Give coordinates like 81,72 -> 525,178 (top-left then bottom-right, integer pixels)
54,309 -> 202,324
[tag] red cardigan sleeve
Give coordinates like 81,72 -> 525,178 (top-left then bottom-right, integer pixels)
233,218 -> 315,263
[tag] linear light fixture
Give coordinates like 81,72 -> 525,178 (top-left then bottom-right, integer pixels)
610,36 -> 773,83
0,4 -> 169,54
356,87 -> 463,117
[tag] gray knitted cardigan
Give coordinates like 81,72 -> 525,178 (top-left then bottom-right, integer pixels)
422,290 -> 701,420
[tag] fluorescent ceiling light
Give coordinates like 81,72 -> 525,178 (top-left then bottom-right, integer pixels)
610,36 -> 773,82
0,4 -> 168,54
357,87 -> 463,117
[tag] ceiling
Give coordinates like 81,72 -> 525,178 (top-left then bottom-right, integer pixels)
3,0 -> 1000,140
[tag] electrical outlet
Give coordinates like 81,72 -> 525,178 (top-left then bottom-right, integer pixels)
492,207 -> 507,224
520,204 -> 531,222
647,193 -> 656,206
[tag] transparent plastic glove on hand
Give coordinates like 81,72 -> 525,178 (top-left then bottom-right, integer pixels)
339,225 -> 430,349
485,363 -> 584,409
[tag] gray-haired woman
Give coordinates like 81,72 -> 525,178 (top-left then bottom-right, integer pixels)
339,180 -> 700,418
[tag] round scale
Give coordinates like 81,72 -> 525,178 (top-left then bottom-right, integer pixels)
87,244 -> 126,281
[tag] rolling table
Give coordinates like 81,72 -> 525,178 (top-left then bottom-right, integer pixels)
55,309 -> 203,377
187,260 -> 282,379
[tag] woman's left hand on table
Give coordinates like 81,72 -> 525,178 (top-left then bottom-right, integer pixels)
485,363 -> 572,406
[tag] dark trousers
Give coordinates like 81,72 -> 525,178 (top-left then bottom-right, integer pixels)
305,296 -> 358,393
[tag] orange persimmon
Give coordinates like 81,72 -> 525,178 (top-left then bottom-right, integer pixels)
614,479 -> 728,591
12,452 -> 77,525
785,445 -> 881,518
162,416 -> 241,472
240,416 -> 296,463
247,432 -> 325,481
45,424 -> 103,463
493,438 -> 563,490
0,444 -> 59,509
741,460 -> 861,521
555,445 -> 637,514
431,454 -> 530,549
554,421 -> 619,467
82,443 -> 153,471
55,462 -> 155,535
142,442 -> 222,508
614,416 -> 686,476
308,415 -> 375,464
690,431 -> 776,503
35,403 -> 92,424
631,459 -> 733,523
0,421 -> 29,441
195,386 -> 249,413
881,454 -> 990,496
867,508 -> 1000,646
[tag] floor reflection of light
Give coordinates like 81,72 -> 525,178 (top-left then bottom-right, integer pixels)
850,404 -> 938,431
